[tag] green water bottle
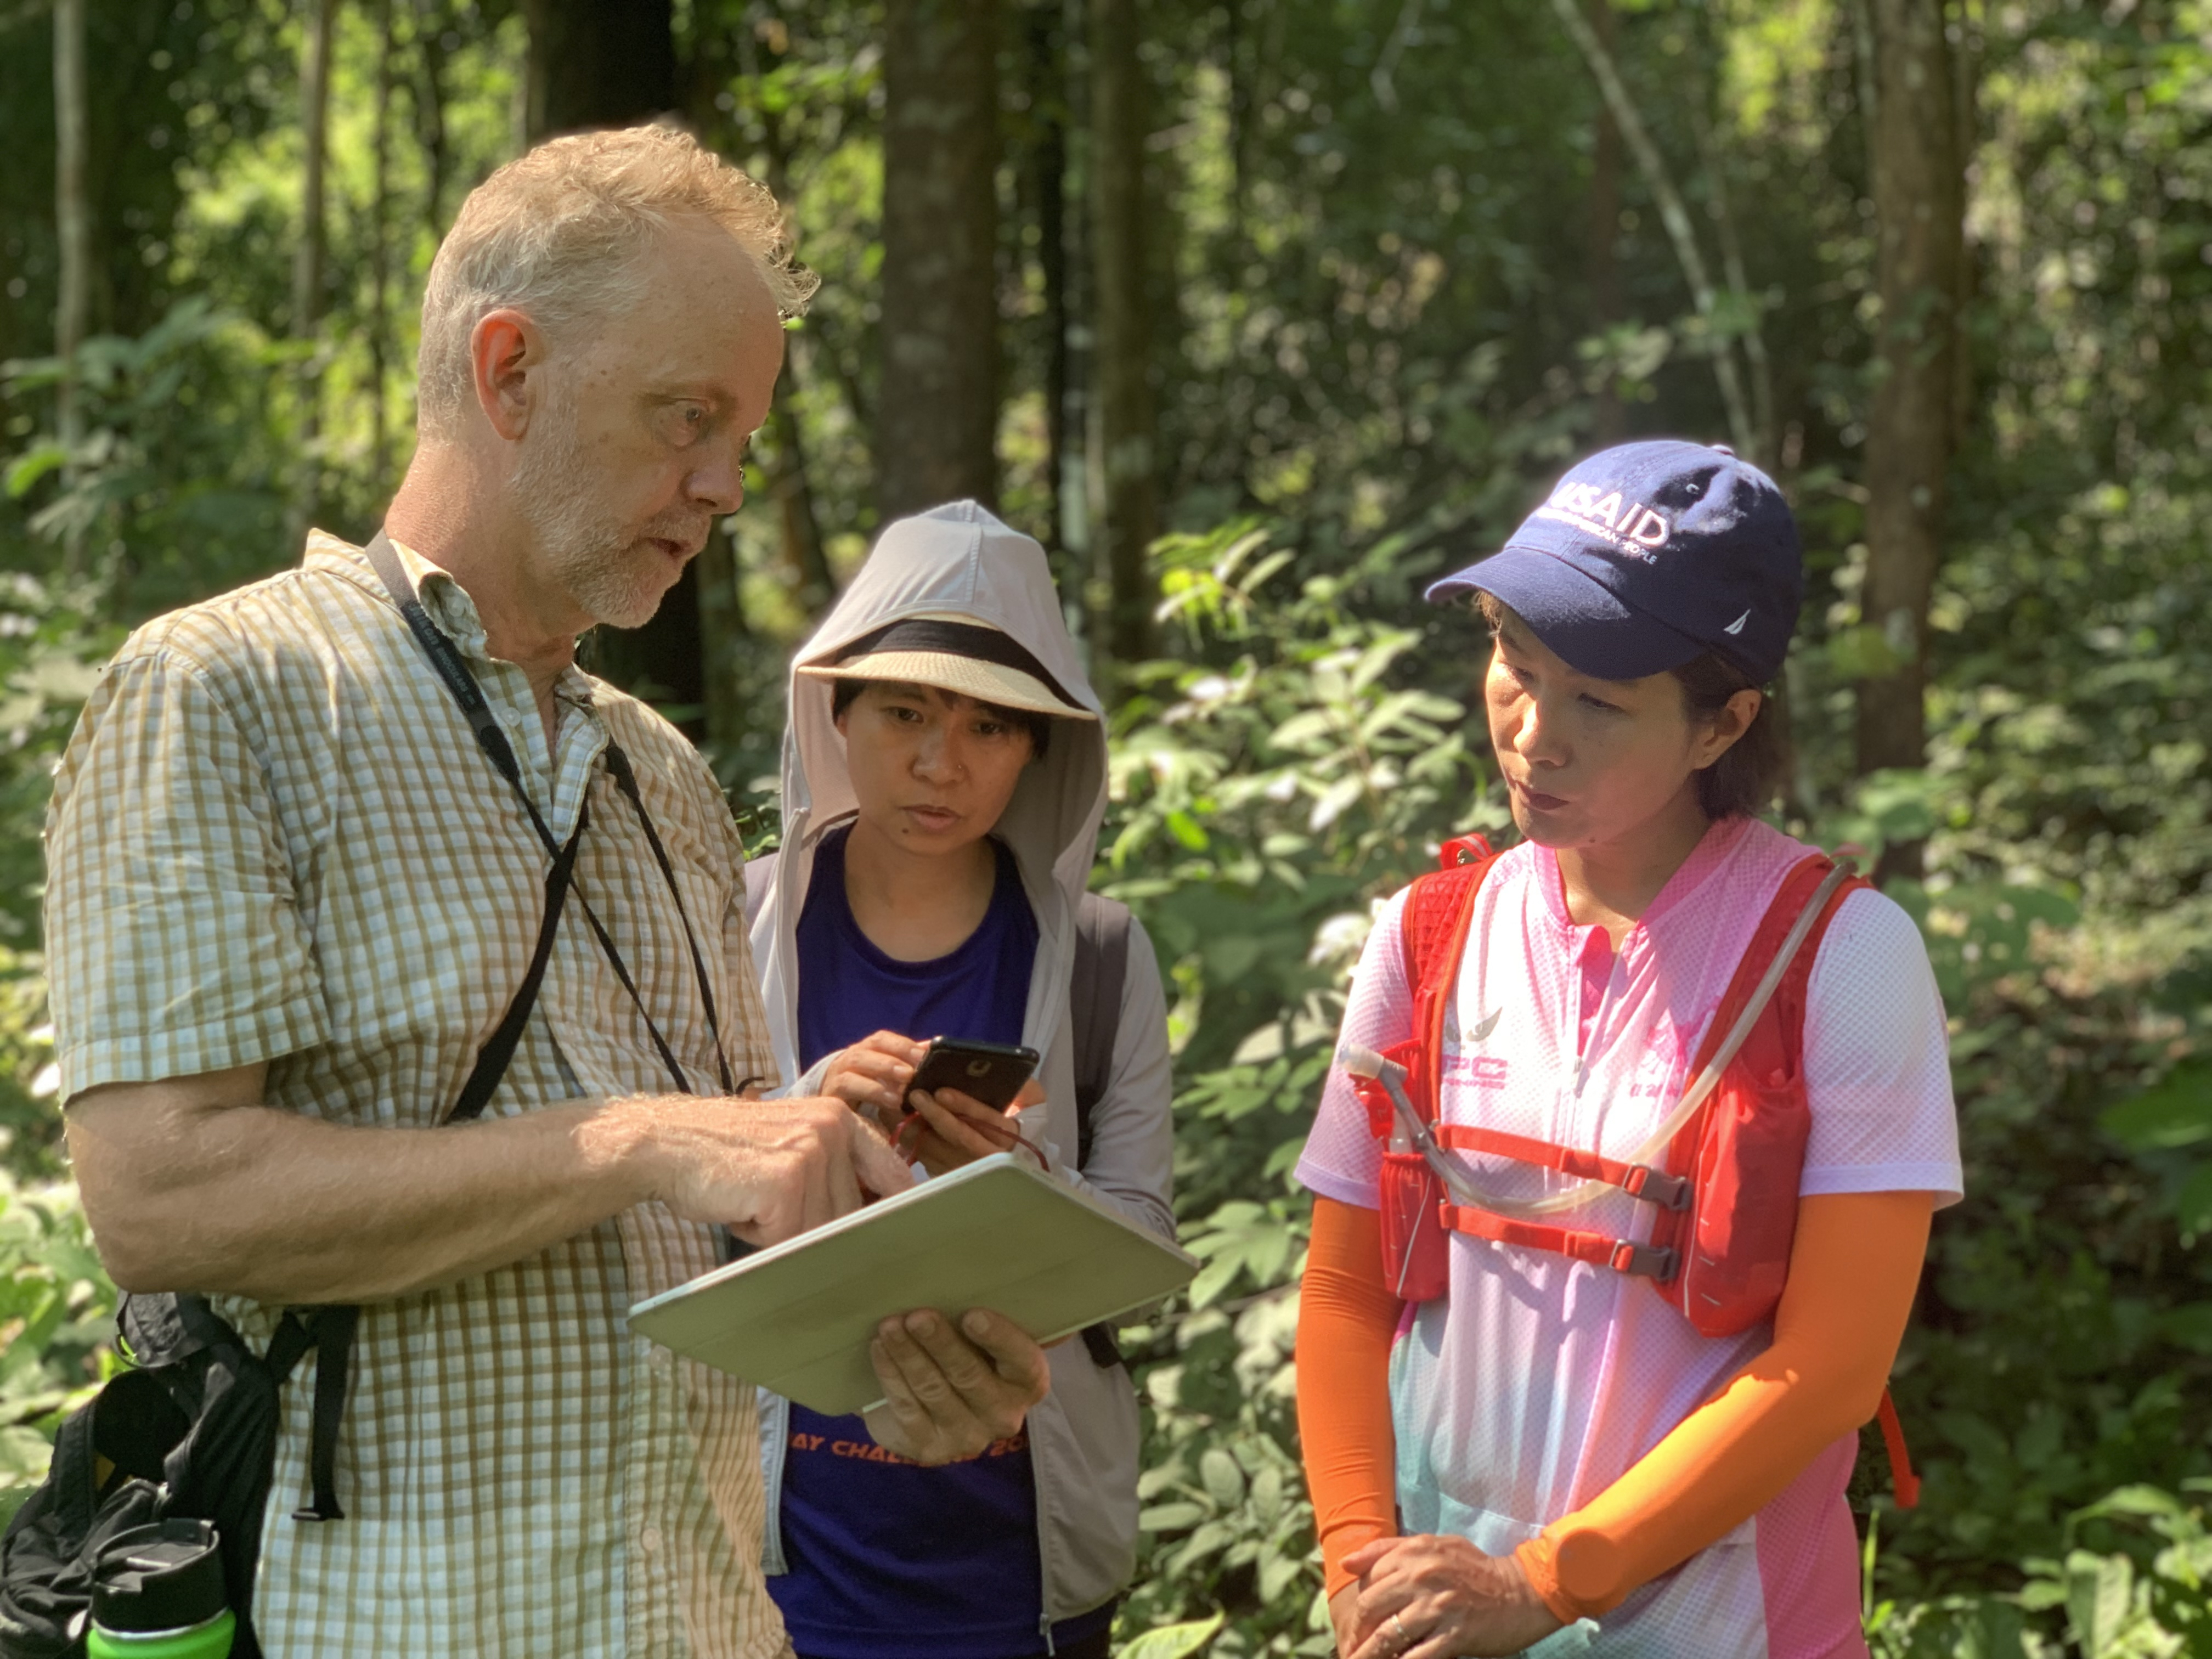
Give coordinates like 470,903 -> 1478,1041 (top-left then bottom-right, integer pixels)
85,1518 -> 236,1659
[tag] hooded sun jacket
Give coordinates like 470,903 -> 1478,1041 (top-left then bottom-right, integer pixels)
744,501 -> 1177,1643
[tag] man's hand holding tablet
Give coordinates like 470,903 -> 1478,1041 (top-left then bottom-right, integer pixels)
864,1306 -> 1052,1464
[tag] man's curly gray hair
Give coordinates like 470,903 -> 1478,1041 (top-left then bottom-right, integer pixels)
416,123 -> 815,438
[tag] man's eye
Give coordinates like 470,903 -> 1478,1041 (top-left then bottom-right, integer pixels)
1579,693 -> 1623,714
661,404 -> 710,443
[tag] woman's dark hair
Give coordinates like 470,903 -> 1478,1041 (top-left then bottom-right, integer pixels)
830,676 -> 1052,760
1475,592 -> 1785,819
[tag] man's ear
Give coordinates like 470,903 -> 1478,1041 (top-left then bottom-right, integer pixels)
470,308 -> 545,441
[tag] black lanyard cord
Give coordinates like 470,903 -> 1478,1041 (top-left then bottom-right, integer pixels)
601,742 -> 736,1086
362,532 -> 737,1101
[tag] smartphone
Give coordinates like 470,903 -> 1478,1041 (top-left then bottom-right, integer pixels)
906,1037 -> 1040,1113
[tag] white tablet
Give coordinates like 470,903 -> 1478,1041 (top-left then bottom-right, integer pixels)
626,1154 -> 1198,1416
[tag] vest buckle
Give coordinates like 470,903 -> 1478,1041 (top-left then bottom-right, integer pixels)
1622,1165 -> 1693,1211
1607,1240 -> 1679,1282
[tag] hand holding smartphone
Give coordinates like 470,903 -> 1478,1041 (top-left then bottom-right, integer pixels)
905,1038 -> 1040,1113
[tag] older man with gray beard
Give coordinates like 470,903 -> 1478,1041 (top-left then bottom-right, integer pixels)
42,126 -> 1048,1659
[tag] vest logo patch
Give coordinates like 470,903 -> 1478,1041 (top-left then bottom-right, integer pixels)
1462,1008 -> 1502,1045
1442,1054 -> 1510,1090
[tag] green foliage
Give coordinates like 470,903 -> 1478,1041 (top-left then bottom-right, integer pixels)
2104,1065 -> 2212,1239
1098,520 -> 1493,1654
1867,1486 -> 2212,1658
0,1173 -> 118,1528
0,295 -> 304,1179
2,300 -> 294,614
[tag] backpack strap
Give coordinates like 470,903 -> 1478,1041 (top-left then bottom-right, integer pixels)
1070,891 -> 1135,1370
1877,1388 -> 1922,1508
285,1307 -> 357,1523
1395,835 -> 1497,1128
1071,890 -> 1133,1172
1431,855 -> 1860,1261
1674,854 -> 1868,1101
1435,1124 -> 1691,1211
1437,1201 -> 1680,1282
276,806 -> 592,1527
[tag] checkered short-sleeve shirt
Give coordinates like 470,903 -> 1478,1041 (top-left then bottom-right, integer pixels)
44,532 -> 790,1659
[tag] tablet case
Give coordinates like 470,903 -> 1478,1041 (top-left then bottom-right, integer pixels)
626,1154 -> 1198,1414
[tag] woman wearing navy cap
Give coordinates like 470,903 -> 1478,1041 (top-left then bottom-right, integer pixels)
1294,441 -> 1962,1657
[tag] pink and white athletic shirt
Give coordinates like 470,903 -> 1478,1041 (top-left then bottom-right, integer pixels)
1296,816 -> 1961,1659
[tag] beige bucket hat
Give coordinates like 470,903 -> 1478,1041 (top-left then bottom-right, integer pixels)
796,612 -> 1098,721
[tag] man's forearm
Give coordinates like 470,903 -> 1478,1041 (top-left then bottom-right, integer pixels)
69,1079 -> 659,1304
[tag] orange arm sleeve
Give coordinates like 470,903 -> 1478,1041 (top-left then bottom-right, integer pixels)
1514,1190 -> 1935,1621
1297,1196 -> 1403,1597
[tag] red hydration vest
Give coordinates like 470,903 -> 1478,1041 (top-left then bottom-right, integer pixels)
1352,833 -> 1921,1506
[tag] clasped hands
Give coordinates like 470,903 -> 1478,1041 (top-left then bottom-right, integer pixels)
1329,1535 -> 1561,1659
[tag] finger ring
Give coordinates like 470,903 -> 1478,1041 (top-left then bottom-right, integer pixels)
1390,1611 -> 1410,1650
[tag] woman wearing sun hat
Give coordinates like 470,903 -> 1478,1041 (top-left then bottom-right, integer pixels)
1293,441 -> 1962,1657
742,500 -> 1174,1659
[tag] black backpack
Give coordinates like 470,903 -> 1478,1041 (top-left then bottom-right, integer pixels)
0,1297 -> 352,1659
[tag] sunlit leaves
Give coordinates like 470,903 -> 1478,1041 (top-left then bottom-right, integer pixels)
2103,1065 -> 2212,1155
1115,1613 -> 1227,1659
0,1177 -> 117,1521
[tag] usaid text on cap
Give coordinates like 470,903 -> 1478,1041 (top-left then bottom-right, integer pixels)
1532,479 -> 1672,560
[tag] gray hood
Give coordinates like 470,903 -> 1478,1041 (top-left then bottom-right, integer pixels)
751,499 -> 1109,1088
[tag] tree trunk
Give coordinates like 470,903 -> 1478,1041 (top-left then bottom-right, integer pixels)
1059,0 -> 1094,576
291,0 -> 339,545
737,9 -> 834,617
52,0 -> 88,567
876,0 -> 1001,522
1028,0 -> 1071,566
692,527 -> 753,772
369,0 -> 396,506
1856,0 -> 1965,880
1585,0 -> 1623,444
519,0 -> 704,730
765,388 -> 833,615
414,0 -> 450,236
1548,0 -> 1754,459
1087,0 -> 1156,682
523,0 -> 677,139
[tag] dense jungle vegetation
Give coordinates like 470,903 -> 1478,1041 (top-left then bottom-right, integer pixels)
4,1 -> 2212,1655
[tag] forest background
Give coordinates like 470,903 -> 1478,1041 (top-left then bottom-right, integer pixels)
2,0 -> 2211,1654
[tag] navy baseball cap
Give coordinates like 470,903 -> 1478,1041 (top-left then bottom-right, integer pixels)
1426,439 -> 1803,684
